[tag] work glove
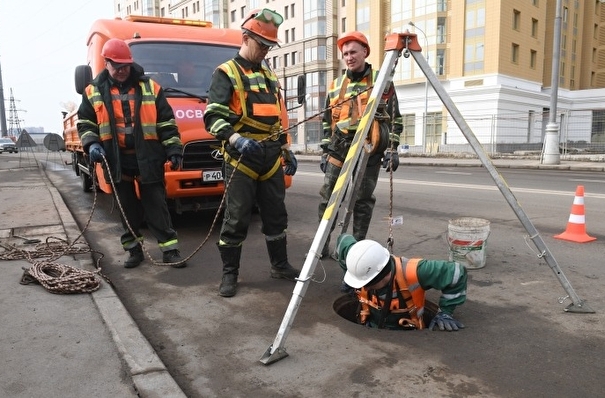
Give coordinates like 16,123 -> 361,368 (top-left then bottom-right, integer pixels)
169,154 -> 182,171
429,310 -> 465,332
88,143 -> 106,163
233,135 -> 262,157
282,149 -> 298,176
320,153 -> 328,173
382,149 -> 399,172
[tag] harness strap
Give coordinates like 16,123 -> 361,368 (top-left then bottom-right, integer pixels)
224,151 -> 281,181
224,60 -> 281,135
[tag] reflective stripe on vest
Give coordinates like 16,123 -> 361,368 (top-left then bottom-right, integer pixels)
328,70 -> 377,134
358,257 -> 426,330
218,60 -> 281,137
85,80 -> 160,146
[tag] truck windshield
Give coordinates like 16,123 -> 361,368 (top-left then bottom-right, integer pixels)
130,42 -> 238,98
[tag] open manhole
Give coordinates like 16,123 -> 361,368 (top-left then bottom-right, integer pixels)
333,294 -> 439,330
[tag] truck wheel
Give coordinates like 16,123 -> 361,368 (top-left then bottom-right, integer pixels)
81,171 -> 93,192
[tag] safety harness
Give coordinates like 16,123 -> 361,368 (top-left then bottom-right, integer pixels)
326,69 -> 389,166
357,257 -> 426,330
219,60 -> 282,181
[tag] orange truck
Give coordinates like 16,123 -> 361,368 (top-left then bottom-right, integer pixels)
63,15 -> 292,213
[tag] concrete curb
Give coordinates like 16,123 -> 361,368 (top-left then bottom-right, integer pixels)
40,165 -> 187,398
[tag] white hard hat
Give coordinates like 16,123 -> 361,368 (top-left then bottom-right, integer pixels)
343,240 -> 391,288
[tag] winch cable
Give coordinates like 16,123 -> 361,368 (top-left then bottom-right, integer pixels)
4,89 -> 379,291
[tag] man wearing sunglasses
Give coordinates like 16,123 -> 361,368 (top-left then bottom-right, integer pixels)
204,9 -> 299,297
336,233 -> 468,331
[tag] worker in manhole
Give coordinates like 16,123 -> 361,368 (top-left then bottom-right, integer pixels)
336,234 -> 467,331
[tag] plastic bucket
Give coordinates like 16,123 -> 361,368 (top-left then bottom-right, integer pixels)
447,217 -> 490,269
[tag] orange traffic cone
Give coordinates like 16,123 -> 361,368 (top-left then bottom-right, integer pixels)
554,185 -> 596,243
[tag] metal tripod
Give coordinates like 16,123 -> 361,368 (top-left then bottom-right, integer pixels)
260,31 -> 593,366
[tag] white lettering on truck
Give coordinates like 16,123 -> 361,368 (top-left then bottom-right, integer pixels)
174,108 -> 204,119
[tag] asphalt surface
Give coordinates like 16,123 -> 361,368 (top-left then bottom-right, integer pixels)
1,150 -> 604,397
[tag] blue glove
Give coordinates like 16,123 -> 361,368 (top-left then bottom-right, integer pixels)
88,143 -> 105,163
320,153 -> 328,173
169,154 -> 182,170
429,310 -> 465,331
233,136 -> 262,157
382,149 -> 399,172
283,150 -> 298,176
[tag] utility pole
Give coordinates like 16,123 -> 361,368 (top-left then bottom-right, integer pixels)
0,59 -> 8,137
7,88 -> 25,138
542,0 -> 562,165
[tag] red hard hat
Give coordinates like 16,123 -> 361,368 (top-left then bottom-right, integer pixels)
101,39 -> 133,64
337,31 -> 370,56
241,8 -> 282,46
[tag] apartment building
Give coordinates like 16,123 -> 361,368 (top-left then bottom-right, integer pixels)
113,0 -> 605,153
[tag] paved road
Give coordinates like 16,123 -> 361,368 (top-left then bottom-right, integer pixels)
40,151 -> 605,398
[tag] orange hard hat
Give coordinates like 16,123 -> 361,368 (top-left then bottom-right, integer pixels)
241,8 -> 283,47
337,31 -> 370,56
101,38 -> 133,65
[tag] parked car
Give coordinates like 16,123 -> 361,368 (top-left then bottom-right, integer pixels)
0,138 -> 18,153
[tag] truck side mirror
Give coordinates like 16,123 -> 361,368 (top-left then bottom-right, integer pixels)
74,65 -> 93,95
297,75 -> 306,104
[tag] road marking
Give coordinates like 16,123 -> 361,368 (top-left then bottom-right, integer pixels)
296,171 -> 605,199
569,178 -> 605,184
435,171 -> 473,175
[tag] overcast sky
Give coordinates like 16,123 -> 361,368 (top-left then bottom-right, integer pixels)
0,1 -> 114,134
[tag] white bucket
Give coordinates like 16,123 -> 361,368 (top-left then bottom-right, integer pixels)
447,217 -> 490,269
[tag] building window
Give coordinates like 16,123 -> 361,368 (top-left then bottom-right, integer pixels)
291,28 -> 296,41
513,10 -> 520,31
285,30 -> 289,43
341,17 -> 346,33
512,43 -> 519,64
401,114 -> 415,145
530,50 -> 537,69
436,49 -> 445,75
284,5 -> 289,19
291,52 -> 297,66
291,3 -> 295,18
531,19 -> 538,37
241,6 -> 246,19
231,10 -> 236,22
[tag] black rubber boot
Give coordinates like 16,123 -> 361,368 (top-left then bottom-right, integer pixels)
267,237 -> 300,281
218,245 -> 241,297
124,244 -> 144,268
163,249 -> 187,268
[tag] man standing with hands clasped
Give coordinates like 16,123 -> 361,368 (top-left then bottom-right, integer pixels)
204,9 -> 299,297
77,38 -> 186,269
318,31 -> 403,259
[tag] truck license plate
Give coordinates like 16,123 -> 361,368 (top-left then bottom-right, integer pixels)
202,170 -> 223,182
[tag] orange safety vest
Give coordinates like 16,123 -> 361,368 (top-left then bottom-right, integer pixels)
85,79 -> 160,148
327,69 -> 387,156
217,59 -> 283,180
357,257 -> 426,330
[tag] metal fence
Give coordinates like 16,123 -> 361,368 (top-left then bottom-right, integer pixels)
292,109 -> 605,157
407,109 -> 605,156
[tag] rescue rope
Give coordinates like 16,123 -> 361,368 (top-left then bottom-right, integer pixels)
20,261 -> 102,294
89,85 -> 377,272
